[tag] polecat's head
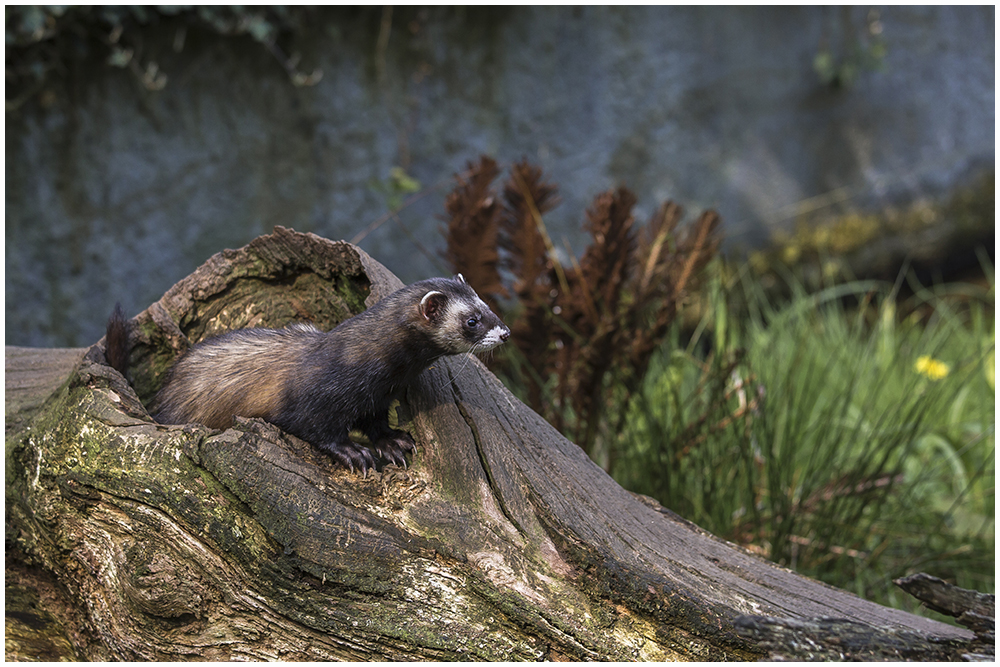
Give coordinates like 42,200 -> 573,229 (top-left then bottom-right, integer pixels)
417,274 -> 510,355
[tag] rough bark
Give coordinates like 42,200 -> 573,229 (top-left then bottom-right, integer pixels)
5,227 -> 977,660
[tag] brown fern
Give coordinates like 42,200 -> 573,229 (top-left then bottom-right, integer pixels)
501,160 -> 561,413
502,160 -> 560,293
628,206 -> 721,378
558,187 -> 638,449
439,157 -> 722,467
635,201 -> 683,304
442,155 -> 506,311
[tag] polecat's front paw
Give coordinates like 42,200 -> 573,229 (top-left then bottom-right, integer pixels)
317,439 -> 378,475
372,430 -> 415,468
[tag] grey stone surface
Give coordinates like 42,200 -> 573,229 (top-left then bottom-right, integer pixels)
5,6 -> 994,347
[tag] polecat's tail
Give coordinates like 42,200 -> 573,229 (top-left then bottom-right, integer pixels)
105,302 -> 130,377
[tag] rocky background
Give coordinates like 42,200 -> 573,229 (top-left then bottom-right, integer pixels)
5,6 -> 994,347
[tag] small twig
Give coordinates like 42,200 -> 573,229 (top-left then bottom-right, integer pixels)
787,534 -> 868,559
351,173 -> 463,245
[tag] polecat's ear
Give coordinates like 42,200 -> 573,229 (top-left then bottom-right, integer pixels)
454,273 -> 467,284
419,290 -> 447,321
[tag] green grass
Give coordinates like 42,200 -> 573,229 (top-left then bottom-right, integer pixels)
612,261 -> 995,618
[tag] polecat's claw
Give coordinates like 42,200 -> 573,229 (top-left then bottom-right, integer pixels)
319,439 -> 377,476
371,430 -> 416,469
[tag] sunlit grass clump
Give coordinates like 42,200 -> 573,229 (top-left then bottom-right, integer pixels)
615,261 -> 995,618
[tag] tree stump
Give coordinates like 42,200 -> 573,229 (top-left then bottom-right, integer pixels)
5,227 -> 976,660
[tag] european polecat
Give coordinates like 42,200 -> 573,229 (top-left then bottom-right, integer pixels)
105,275 -> 510,473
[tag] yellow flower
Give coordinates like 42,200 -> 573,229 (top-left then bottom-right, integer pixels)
914,355 -> 950,380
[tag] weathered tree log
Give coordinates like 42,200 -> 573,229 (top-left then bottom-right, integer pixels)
893,573 -> 995,661
5,227 -> 976,660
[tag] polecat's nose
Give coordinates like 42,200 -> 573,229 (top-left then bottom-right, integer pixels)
500,328 -> 510,342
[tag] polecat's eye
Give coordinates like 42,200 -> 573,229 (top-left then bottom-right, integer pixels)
466,316 -> 479,328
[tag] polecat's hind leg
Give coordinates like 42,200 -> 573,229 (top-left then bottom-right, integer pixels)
359,418 -> 415,468
315,431 -> 378,475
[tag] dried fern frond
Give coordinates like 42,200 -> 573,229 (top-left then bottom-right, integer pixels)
442,155 -> 506,308
501,160 -> 561,413
577,186 -> 638,323
669,209 -> 722,306
635,200 -> 684,303
501,159 -> 560,295
629,206 -> 722,375
555,187 -> 638,448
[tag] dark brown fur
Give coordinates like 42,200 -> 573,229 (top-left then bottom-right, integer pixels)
105,302 -> 130,378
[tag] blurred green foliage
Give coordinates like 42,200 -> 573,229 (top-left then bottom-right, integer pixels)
813,7 -> 887,88
5,6 -> 297,50
750,170 -> 995,284
370,167 -> 422,212
5,5 -> 319,108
